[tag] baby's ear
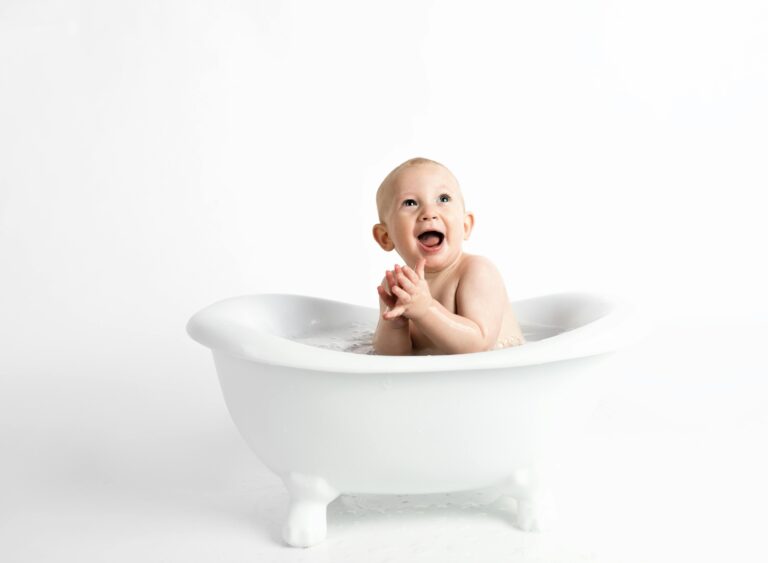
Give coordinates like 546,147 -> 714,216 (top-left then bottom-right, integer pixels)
372,223 -> 395,251
463,212 -> 475,240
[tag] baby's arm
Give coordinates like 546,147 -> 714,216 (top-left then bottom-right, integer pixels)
372,270 -> 413,355
392,257 -> 505,354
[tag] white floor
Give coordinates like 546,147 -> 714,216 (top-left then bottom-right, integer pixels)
2,318 -> 767,563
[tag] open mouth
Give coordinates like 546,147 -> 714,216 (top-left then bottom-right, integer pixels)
417,230 -> 445,252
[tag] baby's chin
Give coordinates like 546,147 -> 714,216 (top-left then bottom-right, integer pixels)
417,246 -> 463,272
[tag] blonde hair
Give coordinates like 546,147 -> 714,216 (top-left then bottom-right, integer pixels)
375,157 -> 459,222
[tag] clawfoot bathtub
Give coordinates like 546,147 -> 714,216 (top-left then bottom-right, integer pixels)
186,292 -> 638,547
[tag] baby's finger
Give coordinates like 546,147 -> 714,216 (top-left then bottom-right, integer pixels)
377,285 -> 396,307
395,270 -> 416,292
384,305 -> 406,319
385,269 -> 397,290
402,265 -> 420,285
416,258 -> 427,279
391,285 -> 411,302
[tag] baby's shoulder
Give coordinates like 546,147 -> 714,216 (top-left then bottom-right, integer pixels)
458,253 -> 500,275
456,254 -> 503,286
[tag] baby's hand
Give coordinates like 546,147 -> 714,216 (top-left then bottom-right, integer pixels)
383,259 -> 433,321
377,271 -> 409,328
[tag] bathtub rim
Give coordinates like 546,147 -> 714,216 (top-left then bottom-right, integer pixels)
186,291 -> 645,374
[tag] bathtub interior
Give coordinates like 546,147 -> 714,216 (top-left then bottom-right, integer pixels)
187,291 -> 637,372
513,293 -> 616,333
202,294 -> 363,334
197,292 -> 613,340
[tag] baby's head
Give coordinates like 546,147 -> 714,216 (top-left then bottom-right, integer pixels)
373,157 -> 475,273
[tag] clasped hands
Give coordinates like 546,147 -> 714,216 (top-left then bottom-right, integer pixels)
376,258 -> 433,325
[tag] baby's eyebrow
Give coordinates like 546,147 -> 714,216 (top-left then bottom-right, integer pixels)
399,187 -> 451,196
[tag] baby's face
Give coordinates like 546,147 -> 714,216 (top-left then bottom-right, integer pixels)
374,163 -> 474,272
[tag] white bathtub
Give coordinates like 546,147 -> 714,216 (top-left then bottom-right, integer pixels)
186,292 -> 639,547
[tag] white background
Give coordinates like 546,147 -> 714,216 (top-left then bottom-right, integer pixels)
1,1 -> 767,561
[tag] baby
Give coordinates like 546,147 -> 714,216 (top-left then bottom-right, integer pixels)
372,157 -> 526,355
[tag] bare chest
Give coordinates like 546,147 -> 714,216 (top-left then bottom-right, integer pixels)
409,279 -> 458,353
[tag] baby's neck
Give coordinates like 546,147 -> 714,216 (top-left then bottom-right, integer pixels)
424,252 -> 466,282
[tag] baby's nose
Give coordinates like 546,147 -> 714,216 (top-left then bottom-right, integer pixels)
420,211 -> 437,221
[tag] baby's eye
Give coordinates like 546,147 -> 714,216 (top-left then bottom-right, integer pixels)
402,199 -> 418,207
438,194 -> 451,203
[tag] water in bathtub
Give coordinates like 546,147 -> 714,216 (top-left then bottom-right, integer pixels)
292,321 -> 564,355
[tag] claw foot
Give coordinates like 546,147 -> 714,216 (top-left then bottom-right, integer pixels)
283,500 -> 328,547
280,472 -> 339,548
497,468 -> 554,532
516,498 -> 543,532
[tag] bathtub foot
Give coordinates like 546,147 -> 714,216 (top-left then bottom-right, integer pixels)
516,498 -> 541,532
281,472 -> 339,548
497,468 -> 551,532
